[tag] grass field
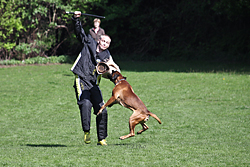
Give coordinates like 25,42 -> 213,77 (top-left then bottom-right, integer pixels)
0,61 -> 249,166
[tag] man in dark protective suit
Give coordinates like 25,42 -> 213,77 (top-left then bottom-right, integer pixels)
71,11 -> 120,146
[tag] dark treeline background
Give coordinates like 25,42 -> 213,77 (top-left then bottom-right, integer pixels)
0,0 -> 250,62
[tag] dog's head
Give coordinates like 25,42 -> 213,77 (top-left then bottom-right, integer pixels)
109,70 -> 126,84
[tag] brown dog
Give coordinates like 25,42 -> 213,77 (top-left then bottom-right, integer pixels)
97,71 -> 162,140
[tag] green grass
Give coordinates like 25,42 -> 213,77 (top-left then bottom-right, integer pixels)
0,61 -> 249,166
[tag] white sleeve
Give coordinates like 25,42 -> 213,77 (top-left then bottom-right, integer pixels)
106,56 -> 121,73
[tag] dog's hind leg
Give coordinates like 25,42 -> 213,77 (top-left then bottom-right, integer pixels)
119,116 -> 137,140
137,123 -> 149,134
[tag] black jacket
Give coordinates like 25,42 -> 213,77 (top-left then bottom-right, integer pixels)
71,17 -> 110,89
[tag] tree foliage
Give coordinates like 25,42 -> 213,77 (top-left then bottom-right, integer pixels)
100,0 -> 250,62
0,0 -> 249,62
0,0 -> 24,55
0,0 -> 98,60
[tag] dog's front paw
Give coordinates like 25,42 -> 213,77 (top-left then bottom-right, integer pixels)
97,111 -> 102,116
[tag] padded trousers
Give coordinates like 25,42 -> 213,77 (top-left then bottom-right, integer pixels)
74,77 -> 108,141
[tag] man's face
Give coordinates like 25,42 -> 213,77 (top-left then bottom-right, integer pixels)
94,22 -> 100,28
98,36 -> 111,50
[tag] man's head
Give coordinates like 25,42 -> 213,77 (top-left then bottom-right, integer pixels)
93,18 -> 101,28
98,35 -> 111,51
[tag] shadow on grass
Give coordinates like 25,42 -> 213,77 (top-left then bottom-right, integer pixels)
26,144 -> 67,147
111,143 -> 147,149
117,61 -> 250,73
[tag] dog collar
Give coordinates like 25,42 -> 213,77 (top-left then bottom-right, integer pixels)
115,78 -> 126,85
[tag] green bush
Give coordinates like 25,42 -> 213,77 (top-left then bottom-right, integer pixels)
0,59 -> 22,65
0,55 -> 71,65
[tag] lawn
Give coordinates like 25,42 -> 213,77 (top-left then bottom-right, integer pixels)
0,61 -> 249,166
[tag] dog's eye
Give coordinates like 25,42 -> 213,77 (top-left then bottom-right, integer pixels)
112,74 -> 118,80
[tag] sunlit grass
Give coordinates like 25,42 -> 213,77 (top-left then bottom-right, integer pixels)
0,62 -> 249,166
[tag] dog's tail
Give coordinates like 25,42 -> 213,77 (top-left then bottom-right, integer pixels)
148,111 -> 162,124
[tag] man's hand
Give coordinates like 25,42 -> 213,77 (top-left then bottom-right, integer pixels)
74,11 -> 81,18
